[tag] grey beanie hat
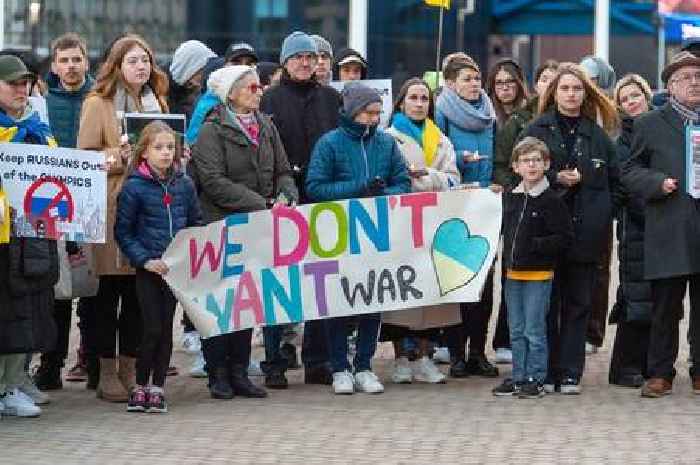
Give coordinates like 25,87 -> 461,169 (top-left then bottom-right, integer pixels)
342,82 -> 382,118
170,40 -> 217,86
580,55 -> 616,92
280,31 -> 318,64
311,34 -> 333,57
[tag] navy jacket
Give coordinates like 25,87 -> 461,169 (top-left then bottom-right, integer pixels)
45,73 -> 94,148
305,112 -> 411,201
115,164 -> 203,268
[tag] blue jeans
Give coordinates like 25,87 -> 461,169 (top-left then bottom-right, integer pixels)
505,278 -> 552,383
327,314 -> 380,373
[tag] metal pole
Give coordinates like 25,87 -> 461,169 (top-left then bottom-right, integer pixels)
594,0 -> 610,61
348,0 -> 368,59
658,15 -> 666,90
0,0 -> 4,51
436,6 -> 444,79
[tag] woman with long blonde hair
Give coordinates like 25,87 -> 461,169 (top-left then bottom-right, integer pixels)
77,34 -> 168,403
522,62 -> 620,395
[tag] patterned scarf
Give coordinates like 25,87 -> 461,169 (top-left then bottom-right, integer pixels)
670,96 -> 700,124
0,105 -> 56,146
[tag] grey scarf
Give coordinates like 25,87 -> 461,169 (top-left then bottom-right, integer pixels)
670,96 -> 700,124
113,83 -> 162,117
436,86 -> 496,132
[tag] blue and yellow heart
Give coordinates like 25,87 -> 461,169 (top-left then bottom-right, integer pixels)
431,218 -> 489,296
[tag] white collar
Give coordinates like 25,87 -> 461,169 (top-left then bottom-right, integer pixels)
512,176 -> 549,197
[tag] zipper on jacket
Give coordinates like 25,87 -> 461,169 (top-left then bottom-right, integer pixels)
509,193 -> 528,268
361,125 -> 370,180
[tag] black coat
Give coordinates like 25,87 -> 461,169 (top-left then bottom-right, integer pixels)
0,237 -> 58,354
612,116 -> 652,323
623,103 -> 700,280
260,72 -> 341,202
521,109 -> 620,263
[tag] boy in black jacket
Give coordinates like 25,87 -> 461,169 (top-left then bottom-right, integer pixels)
493,137 -> 573,398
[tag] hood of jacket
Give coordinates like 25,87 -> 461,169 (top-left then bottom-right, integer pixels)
338,109 -> 378,140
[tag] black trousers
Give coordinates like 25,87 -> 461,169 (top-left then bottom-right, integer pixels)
609,320 -> 649,382
446,269 -> 494,359
95,275 -> 141,358
548,261 -> 596,380
647,275 -> 700,381
40,299 -> 73,367
203,329 -> 253,371
78,296 -> 99,362
587,228 -> 613,347
492,269 -> 511,350
134,269 -> 176,387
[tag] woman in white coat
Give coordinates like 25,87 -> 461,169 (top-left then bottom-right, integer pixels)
381,77 -> 461,384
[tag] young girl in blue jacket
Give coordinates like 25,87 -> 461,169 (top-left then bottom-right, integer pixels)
115,121 -> 202,413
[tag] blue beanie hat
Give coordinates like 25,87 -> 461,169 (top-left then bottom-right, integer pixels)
280,31 -> 317,65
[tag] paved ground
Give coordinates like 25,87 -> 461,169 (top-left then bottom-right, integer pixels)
2,250 -> 700,464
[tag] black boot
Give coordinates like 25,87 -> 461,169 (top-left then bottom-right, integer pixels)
449,358 -> 470,378
465,356 -> 499,377
265,368 -> 289,389
209,367 -> 234,400
304,363 -> 333,385
33,362 -> 62,391
230,364 -> 268,398
86,355 -> 99,390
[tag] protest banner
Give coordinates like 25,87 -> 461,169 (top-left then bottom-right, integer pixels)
0,143 -> 107,242
163,189 -> 501,338
329,79 -> 393,127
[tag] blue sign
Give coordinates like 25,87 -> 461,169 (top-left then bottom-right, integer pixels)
664,12 -> 700,43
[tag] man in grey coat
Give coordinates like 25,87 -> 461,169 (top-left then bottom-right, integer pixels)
623,51 -> 700,398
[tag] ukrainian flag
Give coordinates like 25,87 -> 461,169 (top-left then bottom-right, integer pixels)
425,0 -> 450,8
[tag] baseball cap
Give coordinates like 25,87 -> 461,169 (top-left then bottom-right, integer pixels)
0,55 -> 35,82
225,42 -> 258,64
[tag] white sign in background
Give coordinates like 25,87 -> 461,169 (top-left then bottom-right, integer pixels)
329,79 -> 393,127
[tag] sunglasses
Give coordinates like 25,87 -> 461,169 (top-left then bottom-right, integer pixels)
247,83 -> 264,93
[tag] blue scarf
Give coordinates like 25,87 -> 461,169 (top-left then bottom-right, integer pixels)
0,109 -> 54,145
435,86 -> 495,132
392,112 -> 424,147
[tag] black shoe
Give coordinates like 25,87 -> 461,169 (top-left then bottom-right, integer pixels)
33,365 -> 62,391
492,378 -> 520,397
209,367 -> 234,399
560,377 -> 581,395
230,365 -> 268,398
611,373 -> 645,388
465,357 -> 499,377
518,379 -> 545,398
449,358 -> 470,378
264,370 -> 289,389
281,343 -> 301,370
304,364 -> 333,385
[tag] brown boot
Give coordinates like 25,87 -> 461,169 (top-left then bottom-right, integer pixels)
693,377 -> 700,395
118,355 -> 137,392
641,378 -> 672,398
96,357 -> 128,402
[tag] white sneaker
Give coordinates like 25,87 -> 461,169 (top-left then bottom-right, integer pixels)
391,357 -> 413,384
495,348 -> 513,364
2,389 -> 41,417
332,371 -> 355,395
189,351 -> 207,378
433,347 -> 451,365
585,343 -> 598,355
248,360 -> 264,377
181,331 -> 201,354
19,373 -> 50,405
354,370 -> 384,394
413,356 -> 446,384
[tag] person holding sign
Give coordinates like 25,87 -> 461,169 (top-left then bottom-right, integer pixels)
306,82 -> 411,395
381,77 -> 460,384
115,121 -> 202,413
623,52 -> 700,398
190,64 -> 297,399
77,34 -> 168,403
0,54 -> 59,417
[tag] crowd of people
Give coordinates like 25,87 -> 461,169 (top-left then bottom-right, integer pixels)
1,27 -> 700,417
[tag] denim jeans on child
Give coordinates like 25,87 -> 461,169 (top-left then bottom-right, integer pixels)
505,278 -> 552,383
327,314 -> 380,373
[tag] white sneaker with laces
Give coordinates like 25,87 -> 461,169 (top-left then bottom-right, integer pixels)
2,389 -> 41,417
354,370 -> 384,394
391,357 -> 413,384
413,356 -> 446,384
189,351 -> 207,378
433,347 -> 451,365
495,348 -> 513,364
332,371 -> 355,395
19,373 -> 50,405
182,331 -> 201,354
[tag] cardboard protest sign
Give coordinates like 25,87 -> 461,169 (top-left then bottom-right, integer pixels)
163,189 -> 501,338
329,79 -> 393,127
0,143 -> 107,242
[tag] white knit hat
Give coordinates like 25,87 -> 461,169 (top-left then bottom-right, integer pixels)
169,40 -> 217,86
207,65 -> 257,104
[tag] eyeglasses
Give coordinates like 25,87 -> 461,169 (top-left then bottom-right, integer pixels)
517,156 -> 544,165
673,72 -> 700,84
247,83 -> 264,93
495,79 -> 516,88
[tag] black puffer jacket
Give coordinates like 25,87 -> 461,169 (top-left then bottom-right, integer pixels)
260,71 -> 340,202
611,115 -> 652,323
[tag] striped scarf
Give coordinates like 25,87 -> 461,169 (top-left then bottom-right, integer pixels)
670,96 -> 700,124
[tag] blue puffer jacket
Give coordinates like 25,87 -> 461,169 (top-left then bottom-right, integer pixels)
115,163 -> 203,268
435,109 -> 494,187
45,73 -> 94,148
305,112 -> 411,201
185,90 -> 220,145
